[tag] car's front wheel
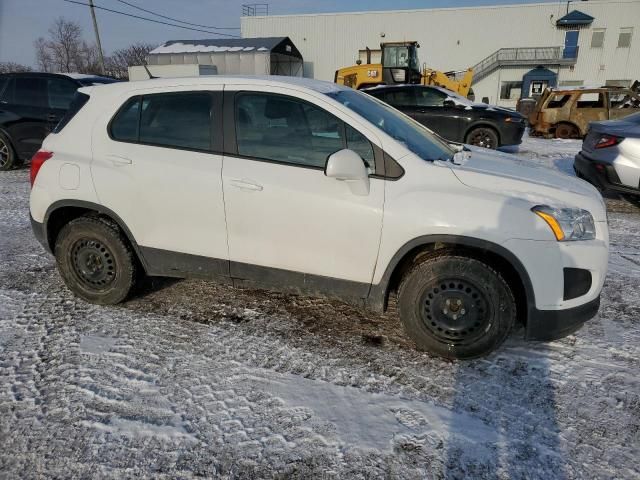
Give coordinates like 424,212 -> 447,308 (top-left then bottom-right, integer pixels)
55,216 -> 137,304
397,254 -> 516,359
0,133 -> 16,171
465,127 -> 499,149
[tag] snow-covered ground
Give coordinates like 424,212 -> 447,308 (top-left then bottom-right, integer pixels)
1,135 -> 639,479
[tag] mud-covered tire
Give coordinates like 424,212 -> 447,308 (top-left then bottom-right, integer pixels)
465,127 -> 499,149
397,255 -> 516,359
55,216 -> 136,305
0,132 -> 16,171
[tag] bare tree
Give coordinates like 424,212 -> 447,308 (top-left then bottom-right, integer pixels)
34,17 -> 102,74
0,62 -> 32,74
105,42 -> 155,79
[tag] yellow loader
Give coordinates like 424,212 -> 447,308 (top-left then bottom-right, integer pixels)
334,41 -> 474,98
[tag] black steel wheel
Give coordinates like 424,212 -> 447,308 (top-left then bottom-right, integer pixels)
0,133 -> 16,171
466,127 -> 499,149
55,216 -> 136,304
421,278 -> 490,346
398,254 -> 516,359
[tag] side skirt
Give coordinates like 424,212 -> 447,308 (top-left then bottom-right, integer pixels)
139,247 -> 372,308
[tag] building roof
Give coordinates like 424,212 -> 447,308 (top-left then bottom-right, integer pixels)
556,10 -> 595,26
149,37 -> 301,58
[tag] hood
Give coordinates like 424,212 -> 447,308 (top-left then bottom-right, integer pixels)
589,118 -> 640,139
449,146 -> 607,221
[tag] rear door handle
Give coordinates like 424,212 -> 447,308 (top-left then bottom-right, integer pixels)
107,155 -> 132,166
229,179 -> 263,191
47,114 -> 59,122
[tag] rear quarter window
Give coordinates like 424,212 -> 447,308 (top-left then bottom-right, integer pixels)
52,92 -> 90,133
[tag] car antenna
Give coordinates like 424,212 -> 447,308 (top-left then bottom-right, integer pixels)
143,63 -> 157,80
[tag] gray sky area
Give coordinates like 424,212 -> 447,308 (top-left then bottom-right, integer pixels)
1,0 -> 562,67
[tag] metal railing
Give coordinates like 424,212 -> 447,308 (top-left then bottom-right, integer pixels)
472,46 -> 579,81
242,3 -> 269,16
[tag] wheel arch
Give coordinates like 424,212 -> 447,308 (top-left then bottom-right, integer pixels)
368,235 -> 535,326
43,200 -> 148,272
463,122 -> 501,145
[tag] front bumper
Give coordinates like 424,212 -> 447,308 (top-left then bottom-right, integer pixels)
526,295 -> 600,340
574,152 -> 640,195
499,122 -> 526,147
503,235 -> 608,341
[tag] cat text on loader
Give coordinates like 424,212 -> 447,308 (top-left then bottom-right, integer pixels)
334,41 -> 474,98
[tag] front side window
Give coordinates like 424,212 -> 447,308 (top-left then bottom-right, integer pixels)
235,93 -> 344,168
546,94 -> 572,109
345,124 -> 374,169
326,89 -> 454,162
383,89 -> 415,107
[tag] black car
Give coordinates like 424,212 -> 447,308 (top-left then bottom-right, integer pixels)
363,85 -> 526,149
0,72 -> 118,170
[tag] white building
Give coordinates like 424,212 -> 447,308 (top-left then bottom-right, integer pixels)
241,0 -> 640,107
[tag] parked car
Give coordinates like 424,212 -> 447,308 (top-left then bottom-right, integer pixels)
574,112 -> 640,196
362,84 -> 526,149
529,85 -> 640,139
0,72 -> 118,170
30,76 -> 608,359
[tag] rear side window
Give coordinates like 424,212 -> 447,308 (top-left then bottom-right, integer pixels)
110,97 -> 141,142
13,77 -> 48,107
52,92 -> 90,134
576,92 -> 605,109
110,92 -> 213,151
47,77 -> 78,110
416,88 -> 447,107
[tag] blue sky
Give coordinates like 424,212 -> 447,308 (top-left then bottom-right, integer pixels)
0,0 -> 562,67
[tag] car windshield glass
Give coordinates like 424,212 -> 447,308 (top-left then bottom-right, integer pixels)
326,89 -> 455,161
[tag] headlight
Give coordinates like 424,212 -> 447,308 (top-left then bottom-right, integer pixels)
504,117 -> 523,123
532,205 -> 595,241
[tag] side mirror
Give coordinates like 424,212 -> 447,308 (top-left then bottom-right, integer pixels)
325,149 -> 370,196
443,99 -> 456,108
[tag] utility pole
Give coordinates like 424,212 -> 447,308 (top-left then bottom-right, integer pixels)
88,0 -> 106,74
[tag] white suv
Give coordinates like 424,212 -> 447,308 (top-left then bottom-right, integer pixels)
29,76 -> 609,359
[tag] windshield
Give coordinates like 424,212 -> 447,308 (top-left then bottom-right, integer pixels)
383,46 -> 420,71
326,89 -> 455,161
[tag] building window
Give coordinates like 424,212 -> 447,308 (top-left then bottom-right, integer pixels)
605,79 -> 632,88
591,29 -> 605,48
559,80 -> 584,87
500,81 -> 522,100
618,27 -> 633,48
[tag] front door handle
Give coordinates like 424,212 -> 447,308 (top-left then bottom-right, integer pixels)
47,114 -> 59,122
107,155 -> 132,166
230,179 -> 263,191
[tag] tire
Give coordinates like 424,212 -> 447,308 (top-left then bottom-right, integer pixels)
465,127 -> 499,149
397,255 -> 516,360
554,122 -> 578,139
54,216 -> 137,305
0,132 -> 16,171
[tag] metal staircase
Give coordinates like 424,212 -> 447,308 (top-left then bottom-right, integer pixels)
472,46 -> 579,82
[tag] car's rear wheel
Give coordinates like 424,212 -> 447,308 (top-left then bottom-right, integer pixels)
554,122 -> 579,139
55,216 -> 136,304
0,133 -> 16,171
466,127 -> 499,149
397,254 -> 516,359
